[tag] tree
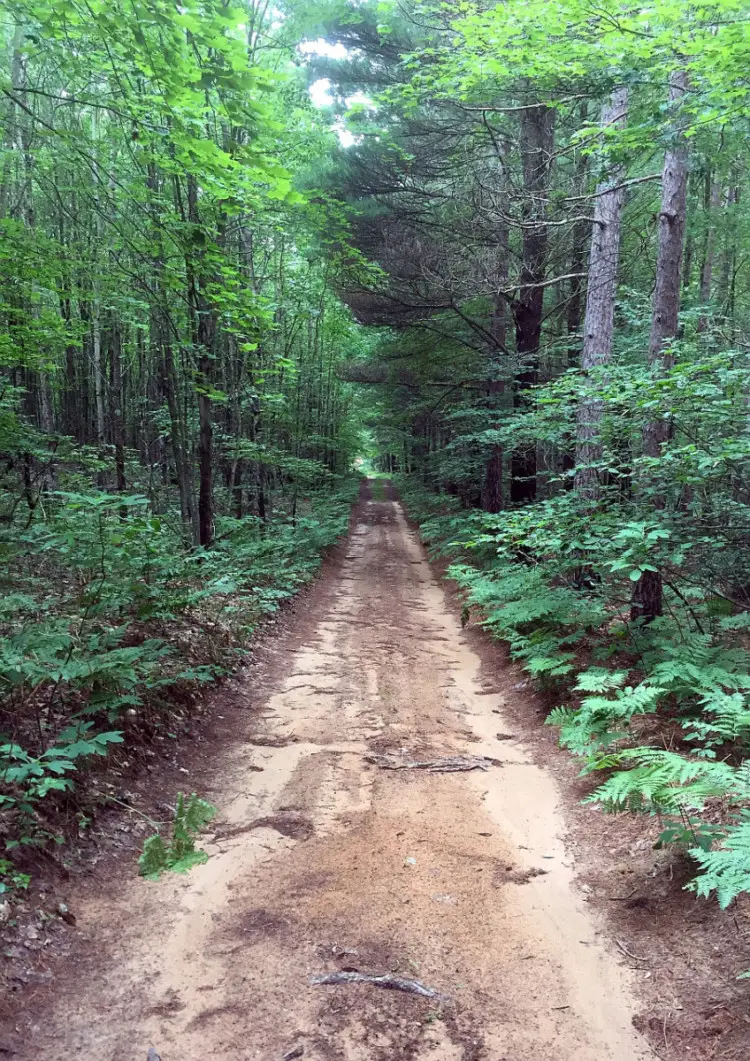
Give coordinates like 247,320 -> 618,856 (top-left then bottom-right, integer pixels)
632,68 -> 689,623
574,86 -> 629,502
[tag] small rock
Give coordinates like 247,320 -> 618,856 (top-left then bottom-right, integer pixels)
56,902 -> 76,927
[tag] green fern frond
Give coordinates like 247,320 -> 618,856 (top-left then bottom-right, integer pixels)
574,668 -> 629,693
587,749 -> 738,813
690,812 -> 750,908
138,834 -> 169,881
139,792 -> 216,880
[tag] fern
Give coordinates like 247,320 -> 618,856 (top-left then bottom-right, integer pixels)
400,468 -> 750,914
586,749 -> 738,813
138,793 -> 216,880
547,682 -> 664,759
138,834 -> 170,880
574,668 -> 629,693
684,691 -> 750,750
690,811 -> 750,908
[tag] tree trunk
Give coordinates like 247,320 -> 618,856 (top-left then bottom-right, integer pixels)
92,307 -> 105,444
161,335 -> 197,540
510,102 -> 555,503
184,174 -> 217,549
197,345 -> 214,548
574,86 -> 629,501
0,24 -> 25,220
482,218 -> 508,513
633,69 -> 689,623
567,103 -> 589,353
110,322 -> 127,498
697,172 -> 720,332
90,108 -> 106,446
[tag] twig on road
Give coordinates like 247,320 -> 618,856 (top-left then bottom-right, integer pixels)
310,971 -> 447,1000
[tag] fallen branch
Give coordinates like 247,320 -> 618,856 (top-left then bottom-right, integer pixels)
364,753 -> 502,773
615,938 -> 648,963
310,971 -> 446,1000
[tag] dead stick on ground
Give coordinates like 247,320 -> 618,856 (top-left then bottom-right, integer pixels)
364,754 -> 502,773
615,938 -> 648,962
607,888 -> 639,902
310,971 -> 447,1001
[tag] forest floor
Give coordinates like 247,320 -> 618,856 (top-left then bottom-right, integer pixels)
4,483 -> 749,1060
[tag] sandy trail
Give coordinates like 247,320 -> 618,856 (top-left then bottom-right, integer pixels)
23,491 -> 653,1061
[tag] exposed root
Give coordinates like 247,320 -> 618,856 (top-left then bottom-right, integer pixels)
364,753 -> 502,772
213,813 -> 314,842
310,970 -> 446,1000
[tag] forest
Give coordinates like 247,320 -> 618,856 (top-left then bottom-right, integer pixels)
3,0 -> 750,943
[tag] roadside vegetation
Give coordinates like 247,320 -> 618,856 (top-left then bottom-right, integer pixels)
306,0 -> 750,916
4,0 -> 750,936
0,0 -> 364,888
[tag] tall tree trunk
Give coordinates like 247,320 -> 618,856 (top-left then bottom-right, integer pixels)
0,24 -> 25,220
567,103 -> 589,353
89,109 -> 106,446
511,102 -> 555,503
92,305 -> 105,444
697,172 -> 720,332
482,213 -> 509,514
633,69 -> 689,623
110,321 -> 126,497
574,86 -> 629,501
161,334 -> 197,540
185,175 -> 217,549
717,179 -> 739,319
197,342 -> 214,548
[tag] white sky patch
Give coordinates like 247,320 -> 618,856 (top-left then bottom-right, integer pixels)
302,39 -> 374,148
299,39 -> 349,60
336,124 -> 358,148
310,77 -> 335,108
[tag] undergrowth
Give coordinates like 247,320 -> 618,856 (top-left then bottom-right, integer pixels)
398,476 -> 750,915
0,477 -> 359,888
138,792 -> 217,880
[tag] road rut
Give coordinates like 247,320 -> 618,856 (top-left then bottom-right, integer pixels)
22,492 -> 653,1061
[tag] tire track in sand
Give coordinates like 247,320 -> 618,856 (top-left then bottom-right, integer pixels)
20,489 -> 654,1061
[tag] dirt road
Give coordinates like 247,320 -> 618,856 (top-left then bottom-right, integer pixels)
21,490 -> 654,1060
